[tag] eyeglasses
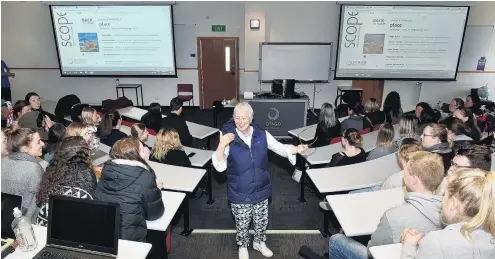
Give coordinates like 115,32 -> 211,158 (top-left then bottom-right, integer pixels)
450,160 -> 471,168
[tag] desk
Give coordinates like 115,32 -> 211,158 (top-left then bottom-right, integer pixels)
146,191 -> 186,259
120,125 -> 215,204
326,188 -> 405,237
117,106 -> 219,148
6,225 -> 151,259
92,148 -> 109,165
116,84 -> 144,106
296,125 -> 399,203
288,116 -> 348,142
369,244 -> 401,259
149,161 -> 206,237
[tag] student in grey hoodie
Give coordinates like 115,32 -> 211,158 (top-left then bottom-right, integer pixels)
401,168 -> 495,259
1,128 -> 45,222
328,151 -> 445,259
367,123 -> 397,161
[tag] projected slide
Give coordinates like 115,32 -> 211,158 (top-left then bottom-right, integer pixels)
50,5 -> 176,76
335,5 -> 469,80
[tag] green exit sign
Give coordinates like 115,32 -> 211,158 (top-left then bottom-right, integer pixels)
212,25 -> 226,32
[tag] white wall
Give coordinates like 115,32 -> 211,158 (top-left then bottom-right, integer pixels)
1,1 -> 494,109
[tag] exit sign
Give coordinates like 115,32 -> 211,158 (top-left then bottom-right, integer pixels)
212,25 -> 226,32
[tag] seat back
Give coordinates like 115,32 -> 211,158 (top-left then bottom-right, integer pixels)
391,119 -> 400,125
373,124 -> 382,132
330,137 -> 342,144
177,84 -> 193,94
359,128 -> 371,135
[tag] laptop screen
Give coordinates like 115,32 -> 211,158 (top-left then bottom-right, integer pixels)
1,193 -> 23,239
48,196 -> 119,255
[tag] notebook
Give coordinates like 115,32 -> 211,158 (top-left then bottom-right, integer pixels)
32,195 -> 120,259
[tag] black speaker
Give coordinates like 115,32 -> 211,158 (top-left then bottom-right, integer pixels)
271,79 -> 283,95
285,79 -> 296,97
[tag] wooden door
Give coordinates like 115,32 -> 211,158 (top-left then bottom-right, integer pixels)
198,37 -> 239,109
352,80 -> 384,105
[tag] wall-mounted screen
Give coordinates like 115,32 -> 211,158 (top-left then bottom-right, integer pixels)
50,5 -> 176,77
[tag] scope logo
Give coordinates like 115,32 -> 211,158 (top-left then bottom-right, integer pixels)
54,12 -> 73,47
343,11 -> 362,48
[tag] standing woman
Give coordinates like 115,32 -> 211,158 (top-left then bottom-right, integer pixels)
401,168 -> 495,258
212,102 -> 307,259
383,91 -> 403,123
313,102 -> 341,147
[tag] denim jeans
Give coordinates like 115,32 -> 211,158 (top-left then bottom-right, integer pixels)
348,185 -> 379,194
328,233 -> 368,259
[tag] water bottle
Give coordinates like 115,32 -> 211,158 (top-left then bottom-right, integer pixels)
11,207 -> 37,252
115,79 -> 120,86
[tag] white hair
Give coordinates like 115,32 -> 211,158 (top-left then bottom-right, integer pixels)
233,102 -> 254,122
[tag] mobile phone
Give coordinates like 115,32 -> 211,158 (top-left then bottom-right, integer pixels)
188,152 -> 196,157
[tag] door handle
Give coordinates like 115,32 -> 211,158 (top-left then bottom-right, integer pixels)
231,65 -> 236,75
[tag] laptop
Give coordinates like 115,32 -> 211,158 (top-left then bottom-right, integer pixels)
1,193 -> 22,251
33,196 -> 120,259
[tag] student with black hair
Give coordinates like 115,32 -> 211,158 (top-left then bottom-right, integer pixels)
160,97 -> 193,147
97,111 -> 128,147
140,102 -> 162,133
383,91 -> 403,123
340,103 -> 372,133
43,123 -> 66,162
25,92 -> 42,112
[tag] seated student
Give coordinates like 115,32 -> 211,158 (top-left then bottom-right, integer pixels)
367,123 -> 397,160
130,123 -> 151,158
25,92 -> 42,112
43,123 -> 66,162
396,115 -> 420,148
401,168 -> 495,259
97,111 -> 127,147
329,151 -> 445,259
1,128 -> 8,157
379,140 -> 424,191
328,128 -> 366,167
8,100 -> 30,127
447,118 -> 473,151
66,122 -> 92,147
414,102 -> 439,133
150,128 -> 191,167
453,107 -> 481,142
95,137 -> 164,242
81,106 -> 101,150
382,91 -> 403,123
440,98 -> 465,127
35,136 -> 97,226
420,123 -> 454,175
465,95 -> 474,108
340,103 -> 372,133
140,102 -> 162,133
1,128 -> 44,222
313,102 -> 341,147
363,98 -> 385,126
160,97 -> 192,147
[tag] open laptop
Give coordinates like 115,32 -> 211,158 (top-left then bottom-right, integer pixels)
33,196 -> 120,259
1,193 -> 22,251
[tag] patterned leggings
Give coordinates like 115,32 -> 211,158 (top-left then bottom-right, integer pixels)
231,199 -> 269,247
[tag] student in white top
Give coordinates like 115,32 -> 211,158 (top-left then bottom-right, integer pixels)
401,168 -> 495,259
212,102 -> 307,259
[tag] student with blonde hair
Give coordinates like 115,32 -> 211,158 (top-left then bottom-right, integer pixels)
81,106 -> 101,149
150,128 -> 191,167
396,115 -> 419,148
364,98 -> 385,126
367,123 -> 397,160
66,122 -> 92,147
130,123 -> 151,157
401,168 -> 495,259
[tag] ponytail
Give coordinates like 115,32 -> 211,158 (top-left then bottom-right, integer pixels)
98,111 -> 121,139
463,171 -> 495,238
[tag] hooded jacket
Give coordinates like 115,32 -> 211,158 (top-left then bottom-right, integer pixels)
95,159 -> 164,242
425,142 -> 454,175
368,192 -> 443,248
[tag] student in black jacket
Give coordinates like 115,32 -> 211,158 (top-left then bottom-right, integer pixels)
313,103 -> 341,147
150,128 -> 191,167
363,98 -> 385,126
97,111 -> 128,147
328,128 -> 367,167
140,102 -> 162,133
95,137 -> 164,242
160,97 -> 193,147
